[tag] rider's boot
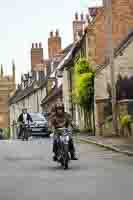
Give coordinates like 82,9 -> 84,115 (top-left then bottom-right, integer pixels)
52,153 -> 57,161
53,139 -> 58,161
70,151 -> 78,160
69,139 -> 78,160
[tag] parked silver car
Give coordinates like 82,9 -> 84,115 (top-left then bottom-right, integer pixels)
29,113 -> 49,136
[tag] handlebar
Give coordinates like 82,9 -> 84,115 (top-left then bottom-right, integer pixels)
55,128 -> 72,131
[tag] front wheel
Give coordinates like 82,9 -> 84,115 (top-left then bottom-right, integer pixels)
63,144 -> 69,170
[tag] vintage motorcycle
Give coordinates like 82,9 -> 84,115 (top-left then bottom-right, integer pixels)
53,128 -> 71,170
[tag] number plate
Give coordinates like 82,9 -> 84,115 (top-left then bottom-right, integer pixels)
32,128 -> 39,132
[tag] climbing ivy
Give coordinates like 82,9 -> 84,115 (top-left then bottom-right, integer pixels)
73,58 -> 96,130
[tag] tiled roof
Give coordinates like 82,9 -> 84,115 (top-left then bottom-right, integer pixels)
56,36 -> 85,71
41,85 -> 62,105
9,82 -> 35,105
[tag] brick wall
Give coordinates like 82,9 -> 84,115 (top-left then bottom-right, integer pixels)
90,0 -> 133,65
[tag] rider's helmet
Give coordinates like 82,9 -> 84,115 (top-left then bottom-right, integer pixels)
22,108 -> 27,113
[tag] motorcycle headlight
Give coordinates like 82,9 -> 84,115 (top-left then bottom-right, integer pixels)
66,135 -> 70,141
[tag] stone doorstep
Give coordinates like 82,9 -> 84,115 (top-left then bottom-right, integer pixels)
80,136 -> 133,156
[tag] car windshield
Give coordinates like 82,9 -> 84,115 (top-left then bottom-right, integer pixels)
30,113 -> 46,122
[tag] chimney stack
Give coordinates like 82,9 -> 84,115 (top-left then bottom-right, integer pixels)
48,30 -> 62,59
35,43 -> 38,48
81,13 -> 84,21
31,42 -> 43,71
73,12 -> 86,41
39,42 -> 42,48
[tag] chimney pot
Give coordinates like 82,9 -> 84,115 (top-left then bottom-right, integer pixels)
39,42 -> 42,48
75,12 -> 78,20
81,13 -> 84,20
35,43 -> 38,48
32,43 -> 34,48
50,31 -> 53,37
56,29 -> 59,37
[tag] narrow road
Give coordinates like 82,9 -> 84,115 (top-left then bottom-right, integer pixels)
0,137 -> 132,200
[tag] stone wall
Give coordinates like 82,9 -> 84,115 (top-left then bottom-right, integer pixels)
95,38 -> 133,136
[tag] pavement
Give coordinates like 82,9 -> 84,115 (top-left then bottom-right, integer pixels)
80,135 -> 133,156
0,137 -> 133,199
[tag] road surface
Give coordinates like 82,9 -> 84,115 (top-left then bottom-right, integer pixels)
0,137 -> 132,200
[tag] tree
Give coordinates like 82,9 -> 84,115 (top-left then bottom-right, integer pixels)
73,58 -> 95,130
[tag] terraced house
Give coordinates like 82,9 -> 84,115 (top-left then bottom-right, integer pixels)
9,31 -> 73,138
9,0 -> 133,137
56,0 -> 133,135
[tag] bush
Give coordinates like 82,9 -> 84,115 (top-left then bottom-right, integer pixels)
75,58 -> 91,75
120,115 -> 132,137
120,115 -> 132,128
72,58 -> 96,130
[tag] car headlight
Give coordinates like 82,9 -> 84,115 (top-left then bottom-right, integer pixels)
44,122 -> 48,127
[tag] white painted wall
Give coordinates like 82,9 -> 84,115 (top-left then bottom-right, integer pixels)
10,83 -> 48,135
95,40 -> 133,99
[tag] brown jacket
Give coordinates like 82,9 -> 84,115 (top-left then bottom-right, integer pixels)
51,112 -> 72,129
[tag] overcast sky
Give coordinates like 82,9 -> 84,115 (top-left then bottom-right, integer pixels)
0,0 -> 102,83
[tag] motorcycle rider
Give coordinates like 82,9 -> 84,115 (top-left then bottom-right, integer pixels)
17,108 -> 32,139
51,102 -> 78,161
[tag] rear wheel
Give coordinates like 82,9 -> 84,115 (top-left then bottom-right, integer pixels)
64,159 -> 68,169
23,128 -> 29,141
